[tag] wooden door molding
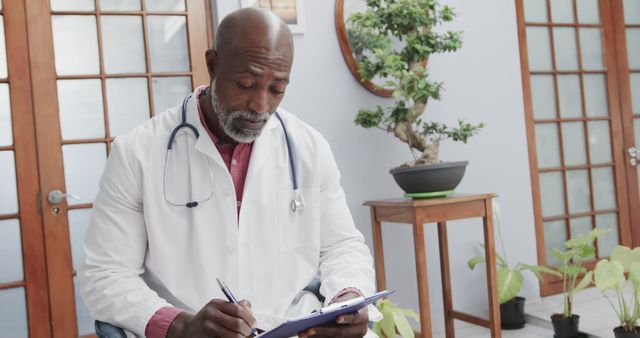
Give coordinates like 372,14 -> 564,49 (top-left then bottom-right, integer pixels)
23,0 -> 76,336
610,0 -> 640,246
3,1 -> 53,337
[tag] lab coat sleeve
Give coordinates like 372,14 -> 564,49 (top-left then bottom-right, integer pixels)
316,138 -> 376,304
79,137 -> 171,337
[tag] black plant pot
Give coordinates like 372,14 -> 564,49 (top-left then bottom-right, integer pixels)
500,297 -> 526,330
614,326 -> 640,338
389,161 -> 468,194
551,314 -> 580,338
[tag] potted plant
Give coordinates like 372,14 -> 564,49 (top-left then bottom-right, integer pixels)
593,245 -> 640,338
467,243 -> 560,329
373,298 -> 420,338
348,0 -> 485,196
549,228 -> 610,338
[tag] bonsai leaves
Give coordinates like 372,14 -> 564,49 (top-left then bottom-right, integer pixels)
373,298 -> 420,338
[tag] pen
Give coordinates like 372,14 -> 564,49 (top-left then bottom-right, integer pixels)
217,278 -> 258,336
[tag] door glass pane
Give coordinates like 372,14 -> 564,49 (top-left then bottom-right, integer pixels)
540,172 -> 565,217
587,121 -> 612,164
147,16 -> 189,72
544,220 -> 567,266
68,209 -> 91,271
624,0 -> 640,24
531,75 -> 556,119
535,123 -> 561,168
52,16 -> 100,76
570,216 -> 592,238
579,28 -> 604,70
0,288 -> 28,338
57,79 -> 105,140
101,0 -> 141,11
584,74 -> 608,117
577,0 -> 600,24
554,27 -> 579,71
562,122 -> 587,165
0,151 -> 18,214
106,78 -> 150,136
627,29 -> 640,69
0,219 -> 23,283
635,118 -> 640,147
0,16 -> 7,78
632,74 -> 640,115
0,84 -> 12,146
527,27 -> 553,71
75,277 -> 94,335
592,167 -> 617,210
146,0 -> 186,11
101,16 -> 146,74
50,0 -> 94,11
152,76 -> 192,113
524,0 -> 548,22
550,0 -> 574,23
596,213 -> 619,257
566,169 -> 591,213
62,143 -> 107,205
557,75 -> 582,118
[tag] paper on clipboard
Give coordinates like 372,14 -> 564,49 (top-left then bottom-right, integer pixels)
255,290 -> 395,338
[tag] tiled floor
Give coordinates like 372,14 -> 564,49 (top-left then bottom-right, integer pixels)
428,287 -> 625,337
526,286 -> 627,338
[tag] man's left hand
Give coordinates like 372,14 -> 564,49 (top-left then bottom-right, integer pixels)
298,292 -> 369,338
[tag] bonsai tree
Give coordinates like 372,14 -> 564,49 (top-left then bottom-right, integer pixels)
551,228 -> 610,318
468,243 -> 560,304
593,245 -> 640,334
349,0 -> 485,166
373,298 -> 419,338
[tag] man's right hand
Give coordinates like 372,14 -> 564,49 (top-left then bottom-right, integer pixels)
167,299 -> 257,338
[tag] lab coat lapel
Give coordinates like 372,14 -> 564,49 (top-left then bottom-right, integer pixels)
186,94 -> 227,171
245,115 -> 280,187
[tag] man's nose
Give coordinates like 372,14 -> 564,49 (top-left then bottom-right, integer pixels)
247,90 -> 270,113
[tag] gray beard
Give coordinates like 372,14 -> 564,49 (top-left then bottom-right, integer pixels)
210,83 -> 273,143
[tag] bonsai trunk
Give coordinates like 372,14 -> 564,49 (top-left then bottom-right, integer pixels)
392,96 -> 441,166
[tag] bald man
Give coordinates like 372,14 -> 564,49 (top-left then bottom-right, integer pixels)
80,7 -> 376,338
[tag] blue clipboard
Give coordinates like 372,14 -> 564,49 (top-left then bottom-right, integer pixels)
256,289 -> 395,338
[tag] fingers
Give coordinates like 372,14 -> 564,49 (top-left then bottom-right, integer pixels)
203,300 -> 255,336
298,309 -> 369,338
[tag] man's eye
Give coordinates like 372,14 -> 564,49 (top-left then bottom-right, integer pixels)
237,82 -> 254,90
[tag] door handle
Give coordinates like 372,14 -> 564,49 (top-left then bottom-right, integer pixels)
47,189 -> 80,205
628,147 -> 639,167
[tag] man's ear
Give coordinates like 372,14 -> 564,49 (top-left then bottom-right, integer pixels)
205,49 -> 217,78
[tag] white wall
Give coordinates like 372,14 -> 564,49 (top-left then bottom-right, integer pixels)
213,0 -> 540,333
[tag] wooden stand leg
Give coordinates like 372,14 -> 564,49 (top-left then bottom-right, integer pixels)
412,219 -> 432,338
483,199 -> 502,338
438,222 -> 454,338
370,207 -> 387,291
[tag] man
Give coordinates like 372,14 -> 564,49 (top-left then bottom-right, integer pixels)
80,8 -> 375,338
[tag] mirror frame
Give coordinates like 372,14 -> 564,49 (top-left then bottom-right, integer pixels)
335,0 -> 393,97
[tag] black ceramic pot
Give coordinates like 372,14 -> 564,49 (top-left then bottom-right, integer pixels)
500,297 -> 526,330
551,314 -> 580,338
614,326 -> 640,338
389,161 -> 468,194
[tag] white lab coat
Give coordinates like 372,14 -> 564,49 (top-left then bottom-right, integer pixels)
79,91 -> 376,337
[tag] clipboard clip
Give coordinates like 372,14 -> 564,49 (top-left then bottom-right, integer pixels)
319,296 -> 365,314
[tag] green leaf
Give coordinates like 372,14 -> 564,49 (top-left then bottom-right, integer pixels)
380,308 -> 396,338
467,256 -> 486,270
594,259 -> 625,292
392,308 -> 415,338
611,246 -> 632,271
573,271 -> 594,293
401,308 -> 420,323
518,264 -> 562,280
497,268 -> 523,304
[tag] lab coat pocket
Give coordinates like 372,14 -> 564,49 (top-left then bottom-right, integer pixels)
276,188 -> 320,251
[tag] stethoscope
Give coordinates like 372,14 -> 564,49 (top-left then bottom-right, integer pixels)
163,93 -> 305,213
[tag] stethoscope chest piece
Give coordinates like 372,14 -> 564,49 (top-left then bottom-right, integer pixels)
290,190 -> 305,213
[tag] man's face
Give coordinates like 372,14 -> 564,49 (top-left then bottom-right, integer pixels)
210,49 -> 292,143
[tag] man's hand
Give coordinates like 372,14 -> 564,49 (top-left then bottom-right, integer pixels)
298,292 -> 369,338
167,299 -> 257,338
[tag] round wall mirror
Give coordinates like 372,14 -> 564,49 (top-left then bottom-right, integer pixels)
335,0 -> 393,97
